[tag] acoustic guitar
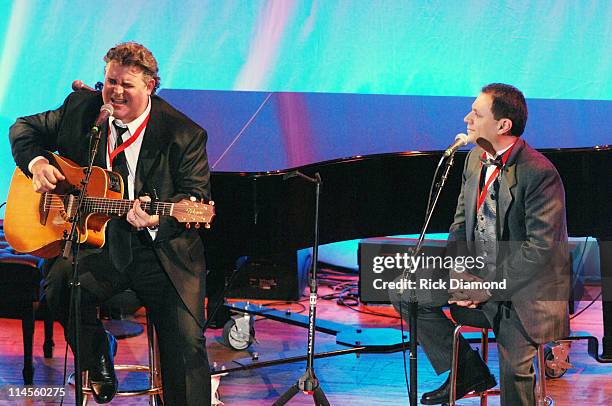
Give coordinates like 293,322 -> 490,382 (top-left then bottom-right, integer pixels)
4,153 -> 215,258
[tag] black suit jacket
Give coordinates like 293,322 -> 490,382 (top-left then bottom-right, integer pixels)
9,90 -> 211,325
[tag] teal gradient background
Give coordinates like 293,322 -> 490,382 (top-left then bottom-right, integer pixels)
1,0 -> 611,209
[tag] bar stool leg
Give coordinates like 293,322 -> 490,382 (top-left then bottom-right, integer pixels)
81,370 -> 90,406
147,315 -> 163,405
68,307 -> 163,403
450,326 -> 498,405
535,344 -> 553,405
449,324 -> 463,406
480,328 -> 488,406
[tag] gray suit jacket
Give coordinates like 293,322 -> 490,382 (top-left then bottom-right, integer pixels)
448,138 -> 570,343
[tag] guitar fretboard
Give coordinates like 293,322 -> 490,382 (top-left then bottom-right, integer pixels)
83,197 -> 174,216
44,194 -> 174,217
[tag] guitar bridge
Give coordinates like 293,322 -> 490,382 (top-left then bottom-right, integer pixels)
39,193 -> 49,226
64,193 -> 76,222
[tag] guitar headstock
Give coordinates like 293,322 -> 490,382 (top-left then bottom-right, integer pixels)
172,199 -> 215,229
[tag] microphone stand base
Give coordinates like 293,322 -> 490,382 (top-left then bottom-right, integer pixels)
273,368 -> 330,406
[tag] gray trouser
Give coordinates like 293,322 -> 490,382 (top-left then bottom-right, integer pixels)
389,289 -> 472,375
390,289 -> 538,405
486,301 -> 537,406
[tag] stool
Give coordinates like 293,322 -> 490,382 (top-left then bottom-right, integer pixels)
449,305 -> 552,405
72,294 -> 163,405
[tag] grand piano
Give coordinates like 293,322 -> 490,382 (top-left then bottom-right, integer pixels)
202,145 -> 612,360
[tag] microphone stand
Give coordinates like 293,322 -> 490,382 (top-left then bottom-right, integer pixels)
403,152 -> 457,406
274,171 -> 329,406
63,124 -> 103,404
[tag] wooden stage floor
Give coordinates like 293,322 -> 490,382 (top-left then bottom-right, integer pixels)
0,283 -> 610,405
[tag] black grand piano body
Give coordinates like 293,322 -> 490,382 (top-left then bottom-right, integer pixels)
203,146 -> 612,356
204,146 -> 610,265
203,150 -> 460,270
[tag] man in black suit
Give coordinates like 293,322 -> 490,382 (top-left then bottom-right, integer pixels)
9,42 -> 211,405
391,83 -> 569,405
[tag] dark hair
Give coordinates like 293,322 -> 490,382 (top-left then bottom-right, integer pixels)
104,42 -> 160,93
481,83 -> 528,136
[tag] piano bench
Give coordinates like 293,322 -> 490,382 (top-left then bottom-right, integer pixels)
0,221 -> 54,384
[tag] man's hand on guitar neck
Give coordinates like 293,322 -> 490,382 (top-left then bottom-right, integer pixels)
127,196 -> 160,230
30,159 -> 65,193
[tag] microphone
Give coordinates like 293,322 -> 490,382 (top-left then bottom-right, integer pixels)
72,80 -> 95,92
443,132 -> 475,157
91,103 -> 114,135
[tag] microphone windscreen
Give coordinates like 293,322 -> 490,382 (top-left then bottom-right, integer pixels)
100,103 -> 114,116
72,80 -> 84,91
72,80 -> 95,92
454,133 -> 469,146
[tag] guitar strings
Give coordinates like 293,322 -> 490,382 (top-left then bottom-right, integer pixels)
42,193 -> 174,216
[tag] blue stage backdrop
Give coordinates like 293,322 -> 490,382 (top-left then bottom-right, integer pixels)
1,1 -> 611,213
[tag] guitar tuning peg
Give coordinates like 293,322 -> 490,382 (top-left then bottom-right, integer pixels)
205,223 -> 211,229
195,222 -> 201,229
186,223 -> 191,229
209,200 -> 215,206
190,196 -> 197,202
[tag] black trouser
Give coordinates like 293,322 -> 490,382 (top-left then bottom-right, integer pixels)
44,232 -> 211,406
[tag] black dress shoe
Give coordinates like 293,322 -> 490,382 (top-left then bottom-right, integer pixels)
421,349 -> 496,405
89,331 -> 118,404
420,372 -> 496,404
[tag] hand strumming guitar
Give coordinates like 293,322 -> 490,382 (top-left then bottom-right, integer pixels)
30,159 -> 65,193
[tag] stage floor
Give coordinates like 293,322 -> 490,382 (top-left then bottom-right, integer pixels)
0,282 -> 609,405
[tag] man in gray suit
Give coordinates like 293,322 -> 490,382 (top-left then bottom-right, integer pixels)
391,83 -> 569,405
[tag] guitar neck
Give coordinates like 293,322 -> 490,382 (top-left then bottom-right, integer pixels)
82,197 -> 174,216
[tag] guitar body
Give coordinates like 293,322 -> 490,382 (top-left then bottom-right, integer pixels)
5,154 -> 123,258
